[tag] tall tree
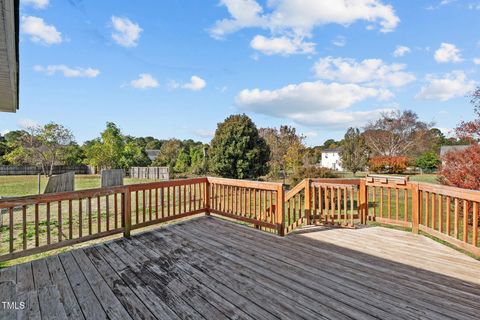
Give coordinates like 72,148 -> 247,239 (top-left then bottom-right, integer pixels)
152,139 -> 183,170
340,128 -> 369,174
209,114 -> 270,179
259,125 -> 305,179
4,123 -> 74,176
363,110 -> 433,157
84,122 -> 125,169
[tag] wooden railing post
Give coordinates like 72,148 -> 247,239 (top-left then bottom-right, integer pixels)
277,184 -> 285,236
411,182 -> 420,234
123,189 -> 132,238
359,179 -> 368,224
205,179 -> 210,216
304,179 -> 311,225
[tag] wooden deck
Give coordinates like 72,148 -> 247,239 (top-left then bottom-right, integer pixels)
1,216 -> 479,320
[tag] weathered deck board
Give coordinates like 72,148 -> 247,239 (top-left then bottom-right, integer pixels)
1,216 -> 480,320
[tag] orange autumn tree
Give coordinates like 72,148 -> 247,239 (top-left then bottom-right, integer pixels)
439,88 -> 480,190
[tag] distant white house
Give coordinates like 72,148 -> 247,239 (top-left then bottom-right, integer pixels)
320,148 -> 344,171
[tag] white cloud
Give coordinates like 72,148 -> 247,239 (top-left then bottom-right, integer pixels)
416,70 -> 476,101
21,16 -> 62,45
211,0 -> 399,38
434,43 -> 463,63
111,16 -> 143,47
21,0 -> 49,9
17,119 -> 39,129
170,76 -> 207,91
474,58 -> 480,65
332,36 -> 347,47
34,65 -> 100,78
235,80 -> 393,127
1,129 -> 11,136
313,57 -> 415,88
210,0 -> 399,56
130,74 -> 159,89
393,45 -> 411,57
250,35 -> 315,56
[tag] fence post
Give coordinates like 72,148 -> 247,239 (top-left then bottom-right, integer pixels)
411,183 -> 420,234
359,179 -> 368,224
304,179 -> 311,225
123,189 -> 132,238
277,184 -> 285,236
204,179 -> 210,216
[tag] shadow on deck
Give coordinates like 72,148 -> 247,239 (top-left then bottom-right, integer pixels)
1,216 -> 479,319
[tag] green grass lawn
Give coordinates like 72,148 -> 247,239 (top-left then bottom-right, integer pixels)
0,175 -> 164,197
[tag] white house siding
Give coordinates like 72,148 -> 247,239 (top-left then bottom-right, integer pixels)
321,150 -> 343,171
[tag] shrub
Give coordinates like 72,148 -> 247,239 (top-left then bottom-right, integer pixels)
438,144 -> 480,190
368,156 -> 409,174
290,166 -> 340,186
416,152 -> 441,172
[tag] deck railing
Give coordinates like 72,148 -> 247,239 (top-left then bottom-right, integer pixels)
0,178 -> 208,262
0,175 -> 479,262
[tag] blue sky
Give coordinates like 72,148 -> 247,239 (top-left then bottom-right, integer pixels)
1,0 -> 480,146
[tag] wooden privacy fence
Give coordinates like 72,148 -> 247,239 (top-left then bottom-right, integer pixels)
0,165 -> 94,176
129,167 -> 169,180
0,175 -> 479,262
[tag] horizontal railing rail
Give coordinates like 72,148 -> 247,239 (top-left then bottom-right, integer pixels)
0,175 -> 478,262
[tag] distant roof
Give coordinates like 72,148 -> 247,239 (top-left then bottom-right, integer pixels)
145,149 -> 161,161
323,148 -> 342,153
0,0 -> 19,112
440,145 -> 470,156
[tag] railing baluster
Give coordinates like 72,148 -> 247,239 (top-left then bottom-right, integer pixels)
142,190 -> 146,222
431,193 -> 436,230
58,201 -> 62,242
454,198 -> 459,239
337,188 -> 341,223
473,202 -> 478,247
9,207 -> 14,253
135,191 -> 139,224
69,199 -> 73,239
387,188 -> 391,219
395,188 -> 399,221
173,186 -> 177,216
446,196 -> 451,236
438,195 -> 443,233
425,191 -> 430,227
161,187 -> 165,218
155,188 -> 159,220
350,187 -> 354,226
47,202 -> 51,244
35,203 -> 39,247
183,185 -> 187,214
149,188 -> 153,221
114,193 -> 118,229
380,188 -> 384,218
79,199 -> 83,238
97,196 -> 101,233
106,195 -> 110,231
22,206 -> 27,250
